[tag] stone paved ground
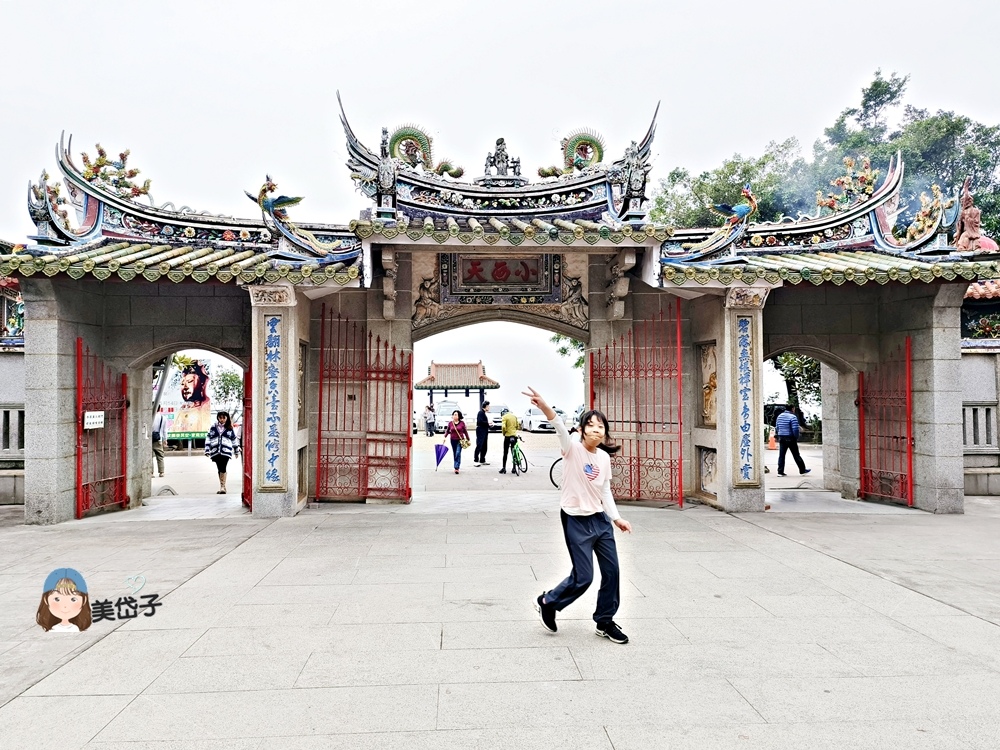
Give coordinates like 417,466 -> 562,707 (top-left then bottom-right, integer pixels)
3,488 -> 1000,748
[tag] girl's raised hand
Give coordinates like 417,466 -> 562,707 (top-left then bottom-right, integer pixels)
521,386 -> 546,409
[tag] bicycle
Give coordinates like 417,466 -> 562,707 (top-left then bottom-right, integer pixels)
510,434 -> 528,474
549,457 -> 563,489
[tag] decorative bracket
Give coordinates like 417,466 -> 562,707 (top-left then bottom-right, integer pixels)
605,249 -> 636,320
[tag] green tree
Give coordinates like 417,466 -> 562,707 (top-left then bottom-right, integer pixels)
808,70 -> 1000,235
550,334 -> 585,369
651,70 -> 1000,238
211,369 -> 245,421
649,138 -> 803,227
771,353 -> 821,407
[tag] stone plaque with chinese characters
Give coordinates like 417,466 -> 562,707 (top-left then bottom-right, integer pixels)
440,254 -> 562,304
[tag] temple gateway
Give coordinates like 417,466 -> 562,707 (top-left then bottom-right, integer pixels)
3,100 -> 997,523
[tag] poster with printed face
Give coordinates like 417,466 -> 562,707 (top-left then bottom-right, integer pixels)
155,351 -> 245,440
165,359 -> 212,439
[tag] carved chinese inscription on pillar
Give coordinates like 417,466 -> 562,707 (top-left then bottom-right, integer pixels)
734,315 -> 757,486
441,254 -> 562,304
263,315 -> 283,489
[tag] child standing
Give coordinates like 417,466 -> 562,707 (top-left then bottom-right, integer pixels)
523,387 -> 632,644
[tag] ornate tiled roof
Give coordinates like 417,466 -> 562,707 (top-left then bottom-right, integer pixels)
0,238 -> 361,285
661,251 -> 1000,287
351,214 -> 672,247
413,361 -> 500,390
15,134 -> 364,286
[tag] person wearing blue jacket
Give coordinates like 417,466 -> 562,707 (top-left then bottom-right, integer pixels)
774,404 -> 810,477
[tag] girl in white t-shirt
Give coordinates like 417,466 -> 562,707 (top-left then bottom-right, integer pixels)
523,387 -> 633,644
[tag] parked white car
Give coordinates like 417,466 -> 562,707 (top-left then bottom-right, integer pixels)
521,407 -> 553,432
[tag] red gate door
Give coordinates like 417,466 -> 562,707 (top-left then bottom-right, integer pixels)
241,367 -> 252,509
590,298 -> 683,505
365,334 -> 413,501
316,309 -> 367,499
315,308 -> 412,502
76,338 -> 128,519
858,337 -> 913,506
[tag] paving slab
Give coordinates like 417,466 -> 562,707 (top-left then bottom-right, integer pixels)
3,488 -> 1000,748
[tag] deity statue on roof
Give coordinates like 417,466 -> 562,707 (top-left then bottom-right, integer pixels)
622,140 -> 650,203
955,178 -> 983,252
377,127 -> 396,196
478,137 -> 528,187
489,138 -> 510,176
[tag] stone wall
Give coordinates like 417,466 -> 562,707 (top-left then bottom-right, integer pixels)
21,277 -> 252,524
763,281 -> 966,513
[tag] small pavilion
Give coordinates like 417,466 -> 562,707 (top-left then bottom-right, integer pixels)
414,361 -> 500,404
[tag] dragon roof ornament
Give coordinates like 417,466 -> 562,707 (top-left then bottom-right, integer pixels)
22,133 -> 361,275
338,92 -> 659,224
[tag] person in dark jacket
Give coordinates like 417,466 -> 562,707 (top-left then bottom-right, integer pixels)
474,401 -> 491,466
205,411 -> 240,494
774,404 -> 810,477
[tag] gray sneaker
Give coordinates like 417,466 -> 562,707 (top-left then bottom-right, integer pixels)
595,620 -> 629,644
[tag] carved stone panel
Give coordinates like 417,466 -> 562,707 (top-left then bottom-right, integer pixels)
248,285 -> 294,307
699,447 -> 718,496
725,286 -> 770,309
699,342 -> 717,427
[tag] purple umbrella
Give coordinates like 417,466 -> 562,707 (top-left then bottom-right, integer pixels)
434,443 -> 449,471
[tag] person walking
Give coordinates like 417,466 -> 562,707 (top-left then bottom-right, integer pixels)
524,387 -> 632,644
151,408 -> 168,478
423,404 -> 436,437
474,401 -> 491,466
775,403 -> 810,477
205,411 -> 239,494
499,407 -> 520,475
441,410 -> 470,475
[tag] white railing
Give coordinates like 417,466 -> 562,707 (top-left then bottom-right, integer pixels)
963,402 -> 998,453
0,404 -> 24,460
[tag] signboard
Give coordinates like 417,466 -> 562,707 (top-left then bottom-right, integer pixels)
83,411 -> 105,430
440,254 -> 562,304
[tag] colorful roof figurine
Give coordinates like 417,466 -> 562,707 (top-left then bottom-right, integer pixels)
413,361 -> 500,391
7,134 -> 363,285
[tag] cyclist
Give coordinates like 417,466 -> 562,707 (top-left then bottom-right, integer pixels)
498,407 -> 520,475
524,386 -> 633,645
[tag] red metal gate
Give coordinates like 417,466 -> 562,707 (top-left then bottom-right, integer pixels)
76,338 -> 128,519
315,307 -> 412,501
589,298 -> 683,505
241,367 -> 252,509
858,337 -> 913,506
